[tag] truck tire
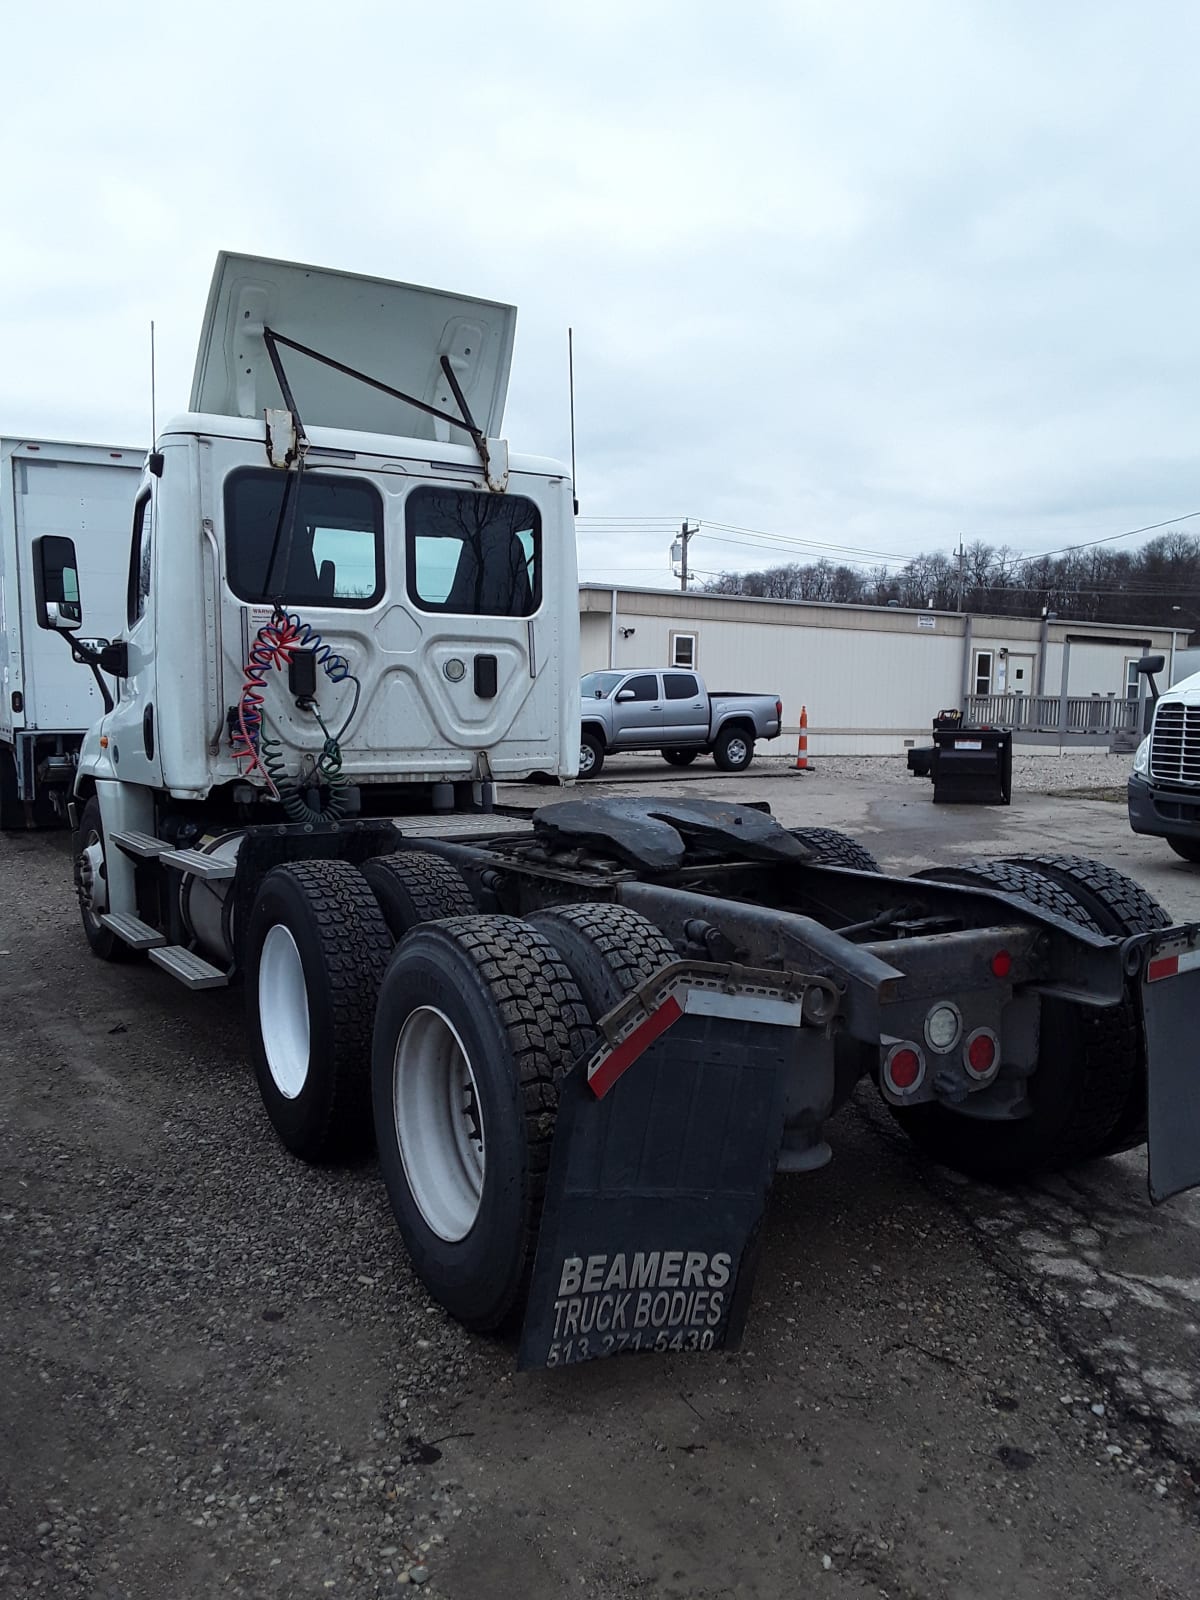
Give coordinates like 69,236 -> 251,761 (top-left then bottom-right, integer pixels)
1001,854 -> 1170,1155
246,860 -> 391,1164
788,827 -> 881,873
371,916 -> 595,1332
360,850 -> 476,942
890,858 -> 1145,1180
579,731 -> 605,779
713,723 -> 754,772
662,748 -> 699,767
73,795 -> 138,963
1168,838 -> 1200,864
0,748 -> 24,831
526,903 -> 677,1019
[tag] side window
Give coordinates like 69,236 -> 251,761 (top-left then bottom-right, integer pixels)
973,650 -> 993,696
670,631 -> 697,669
664,673 -> 699,700
622,674 -> 659,701
127,493 -> 153,627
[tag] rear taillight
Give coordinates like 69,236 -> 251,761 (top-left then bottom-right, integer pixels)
963,1027 -> 999,1081
883,1041 -> 926,1095
776,699 -> 783,720
990,949 -> 1013,979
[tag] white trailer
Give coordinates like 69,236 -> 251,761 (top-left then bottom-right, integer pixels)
0,438 -> 142,826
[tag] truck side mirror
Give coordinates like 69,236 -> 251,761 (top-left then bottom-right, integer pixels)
1136,655 -> 1166,706
32,535 -> 83,631
616,689 -> 636,703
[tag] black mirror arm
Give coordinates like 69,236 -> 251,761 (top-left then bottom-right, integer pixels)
56,632 -> 115,714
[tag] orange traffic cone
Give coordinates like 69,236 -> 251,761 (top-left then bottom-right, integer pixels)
792,706 -> 810,772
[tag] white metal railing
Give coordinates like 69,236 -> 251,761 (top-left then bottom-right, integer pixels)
964,694 -> 1141,735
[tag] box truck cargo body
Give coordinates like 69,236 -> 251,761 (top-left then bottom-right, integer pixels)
0,438 -> 142,825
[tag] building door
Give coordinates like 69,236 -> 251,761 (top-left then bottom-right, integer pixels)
1006,653 -> 1035,695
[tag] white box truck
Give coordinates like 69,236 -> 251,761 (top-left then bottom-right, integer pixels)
0,438 -> 142,826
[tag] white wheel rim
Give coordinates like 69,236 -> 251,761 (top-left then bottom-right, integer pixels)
259,924 -> 311,1099
393,1005 -> 486,1243
726,737 -> 748,765
579,743 -> 595,773
79,834 -> 107,927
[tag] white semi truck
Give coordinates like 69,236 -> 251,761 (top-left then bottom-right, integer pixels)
38,252 -> 1200,1368
0,438 -> 142,826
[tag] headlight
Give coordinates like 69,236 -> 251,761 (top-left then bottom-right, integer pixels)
1133,736 -> 1150,775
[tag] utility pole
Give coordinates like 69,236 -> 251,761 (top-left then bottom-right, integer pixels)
672,520 -> 699,591
957,539 -> 965,612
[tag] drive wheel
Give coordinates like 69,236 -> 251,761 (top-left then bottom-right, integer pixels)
713,724 -> 754,772
360,850 -> 476,941
372,916 -> 595,1331
789,827 -> 881,873
662,748 -> 699,767
246,860 -> 391,1163
892,858 -> 1157,1179
526,903 -> 677,1020
73,795 -> 138,962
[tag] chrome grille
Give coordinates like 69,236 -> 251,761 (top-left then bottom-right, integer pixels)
1150,700 -> 1200,784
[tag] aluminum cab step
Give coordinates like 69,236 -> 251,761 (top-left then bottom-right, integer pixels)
100,911 -> 167,950
110,830 -> 168,859
158,848 -> 237,880
148,945 -> 229,990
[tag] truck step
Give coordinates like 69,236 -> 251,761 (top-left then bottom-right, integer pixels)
148,945 -> 229,990
100,911 -> 167,950
158,848 -> 237,880
110,830 -> 168,859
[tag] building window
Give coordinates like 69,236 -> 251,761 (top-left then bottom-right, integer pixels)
1125,658 -> 1142,701
973,650 -> 993,696
670,631 -> 697,669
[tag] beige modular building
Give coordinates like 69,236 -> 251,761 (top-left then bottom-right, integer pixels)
579,585 -> 1185,756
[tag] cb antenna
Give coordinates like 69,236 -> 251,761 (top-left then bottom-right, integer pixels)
568,326 -> 579,515
150,319 -> 157,444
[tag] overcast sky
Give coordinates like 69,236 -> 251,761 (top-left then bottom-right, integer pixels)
2,1 -> 1198,588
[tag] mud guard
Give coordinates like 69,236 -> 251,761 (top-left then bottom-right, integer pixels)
1138,929 -> 1200,1204
518,972 -> 814,1370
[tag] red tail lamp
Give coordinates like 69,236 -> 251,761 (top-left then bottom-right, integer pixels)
883,1041 -> 926,1096
963,1027 -> 1000,1081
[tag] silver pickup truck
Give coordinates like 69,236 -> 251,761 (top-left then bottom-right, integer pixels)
580,668 -> 783,777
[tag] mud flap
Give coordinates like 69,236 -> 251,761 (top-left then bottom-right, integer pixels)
1139,937 -> 1200,1204
518,984 -> 800,1370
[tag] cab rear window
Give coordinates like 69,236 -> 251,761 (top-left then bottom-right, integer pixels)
405,487 -> 540,616
224,469 -> 384,607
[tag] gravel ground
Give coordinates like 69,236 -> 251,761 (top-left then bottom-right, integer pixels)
4,762 -> 1200,1599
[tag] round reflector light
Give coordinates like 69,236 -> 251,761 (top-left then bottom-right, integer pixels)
964,1028 -> 999,1079
883,1042 -> 926,1095
924,1002 -> 962,1053
991,949 -> 1013,979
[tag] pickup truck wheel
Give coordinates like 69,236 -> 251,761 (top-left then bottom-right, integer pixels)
246,861 -> 391,1163
527,903 -> 677,1019
579,731 -> 605,779
360,851 -> 476,941
789,828 -> 881,873
73,796 -> 138,963
372,916 -> 594,1331
1167,838 -> 1200,864
713,724 -> 754,772
662,749 -> 699,767
891,859 -> 1144,1179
